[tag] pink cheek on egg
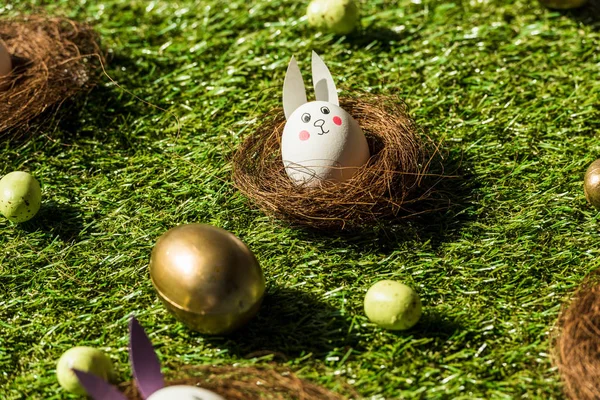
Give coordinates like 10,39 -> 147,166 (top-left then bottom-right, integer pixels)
333,116 -> 342,126
299,130 -> 310,141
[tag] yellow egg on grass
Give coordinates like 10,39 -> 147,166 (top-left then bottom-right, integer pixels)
364,280 -> 422,331
56,346 -> 115,395
0,39 -> 11,77
307,0 -> 360,35
0,171 -> 42,223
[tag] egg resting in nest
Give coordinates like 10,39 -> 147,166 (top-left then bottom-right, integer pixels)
233,94 -> 450,231
121,365 -> 356,400
0,15 -> 104,140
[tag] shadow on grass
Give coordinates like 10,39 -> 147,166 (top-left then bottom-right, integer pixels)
19,201 -> 86,241
409,311 -> 462,340
200,287 -> 360,361
308,25 -> 409,53
345,26 -> 408,52
282,146 -> 480,253
2,85 -> 146,147
560,0 -> 600,29
2,52 -> 162,146
391,149 -> 480,249
53,51 -> 181,144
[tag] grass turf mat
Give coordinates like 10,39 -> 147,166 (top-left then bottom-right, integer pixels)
1,0 -> 599,398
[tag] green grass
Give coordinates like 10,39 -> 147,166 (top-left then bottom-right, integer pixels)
1,0 -> 600,398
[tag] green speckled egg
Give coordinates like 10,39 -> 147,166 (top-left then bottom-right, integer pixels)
364,280 -> 422,331
56,346 -> 115,395
0,171 -> 42,223
307,0 -> 359,35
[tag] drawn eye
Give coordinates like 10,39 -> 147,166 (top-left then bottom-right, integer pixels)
320,106 -> 330,114
301,113 -> 311,123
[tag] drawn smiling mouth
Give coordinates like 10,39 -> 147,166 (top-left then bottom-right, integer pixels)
317,128 -> 330,135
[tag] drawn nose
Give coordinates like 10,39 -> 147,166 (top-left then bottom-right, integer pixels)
313,119 -> 325,128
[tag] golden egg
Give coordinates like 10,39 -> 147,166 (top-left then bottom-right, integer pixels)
538,0 -> 588,9
584,160 -> 600,209
0,39 -> 12,78
149,223 -> 265,334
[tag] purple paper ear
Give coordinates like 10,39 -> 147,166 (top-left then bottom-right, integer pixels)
72,369 -> 128,400
129,317 -> 165,399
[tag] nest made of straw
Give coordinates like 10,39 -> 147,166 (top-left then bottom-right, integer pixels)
121,365 -> 357,400
0,15 -> 103,138
553,272 -> 600,400
232,94 -> 444,230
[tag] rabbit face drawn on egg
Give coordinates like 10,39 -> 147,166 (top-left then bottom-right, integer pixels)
281,51 -> 370,186
148,385 -> 225,400
72,318 -> 226,400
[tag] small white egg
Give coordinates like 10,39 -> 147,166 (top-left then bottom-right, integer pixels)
147,385 -> 225,400
0,39 -> 12,77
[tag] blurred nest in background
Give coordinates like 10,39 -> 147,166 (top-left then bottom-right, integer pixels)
553,272 -> 600,400
121,365 -> 356,400
0,15 -> 104,139
232,94 -> 449,231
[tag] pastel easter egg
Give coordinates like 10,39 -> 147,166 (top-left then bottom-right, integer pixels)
307,0 -> 360,35
56,347 -> 116,395
364,280 -> 422,331
281,101 -> 370,186
0,171 -> 42,223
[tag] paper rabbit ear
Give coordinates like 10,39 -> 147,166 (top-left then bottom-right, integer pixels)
311,51 -> 338,106
129,317 -> 165,399
283,55 -> 308,120
72,369 -> 128,400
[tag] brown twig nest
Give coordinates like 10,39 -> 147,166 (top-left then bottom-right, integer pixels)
232,94 -> 446,230
553,273 -> 600,400
0,15 -> 104,139
121,365 -> 357,399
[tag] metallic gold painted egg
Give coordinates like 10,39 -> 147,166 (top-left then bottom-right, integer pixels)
149,224 -> 265,334
585,160 -> 600,209
0,40 -> 11,77
538,0 -> 588,9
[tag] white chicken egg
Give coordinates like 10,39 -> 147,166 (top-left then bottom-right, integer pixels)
147,385 -> 226,400
282,101 -> 369,186
281,52 -> 370,187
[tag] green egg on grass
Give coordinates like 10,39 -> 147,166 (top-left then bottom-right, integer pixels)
307,0 -> 359,35
364,280 -> 422,331
56,346 -> 115,395
0,171 -> 42,223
